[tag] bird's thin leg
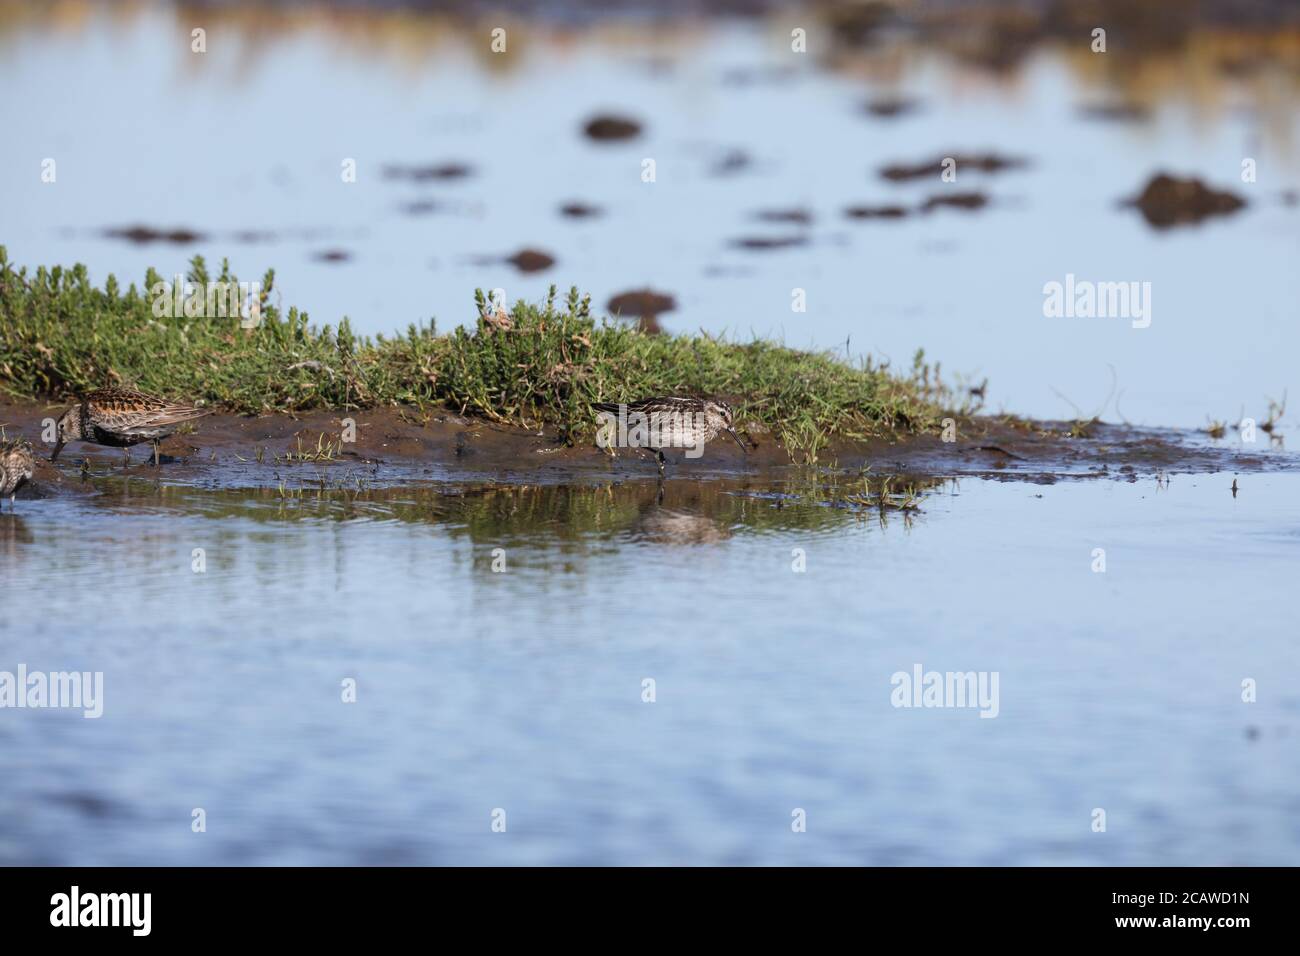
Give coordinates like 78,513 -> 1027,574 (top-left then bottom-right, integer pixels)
153,440 -> 160,467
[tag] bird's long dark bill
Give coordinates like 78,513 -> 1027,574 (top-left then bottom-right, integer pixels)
50,441 -> 64,462
725,428 -> 747,453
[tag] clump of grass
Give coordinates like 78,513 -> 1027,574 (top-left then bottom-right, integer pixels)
1067,417 -> 1099,439
1260,391 -> 1286,436
0,249 -> 964,454
277,434 -> 342,464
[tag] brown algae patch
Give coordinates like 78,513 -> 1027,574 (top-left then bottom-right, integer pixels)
504,249 -> 557,273
920,192 -> 990,212
880,153 -> 1026,182
103,225 -> 209,245
844,204 -> 909,220
381,162 -> 474,182
729,235 -> 809,251
582,114 -> 642,142
1128,173 -> 1247,228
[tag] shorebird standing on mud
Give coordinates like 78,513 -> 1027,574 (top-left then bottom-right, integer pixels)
0,438 -> 36,509
593,396 -> 747,476
51,386 -> 213,466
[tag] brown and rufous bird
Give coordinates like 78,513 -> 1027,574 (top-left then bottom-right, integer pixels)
51,386 -> 213,466
0,438 -> 36,509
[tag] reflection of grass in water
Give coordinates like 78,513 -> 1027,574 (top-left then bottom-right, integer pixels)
73,473 -> 950,542
777,466 -> 948,525
1,251 -> 963,457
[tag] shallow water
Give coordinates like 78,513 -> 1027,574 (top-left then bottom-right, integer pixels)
2,472 -> 1297,865
1,6 -> 1298,427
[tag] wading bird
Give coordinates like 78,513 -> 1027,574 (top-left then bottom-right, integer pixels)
593,396 -> 747,476
0,438 -> 36,509
51,387 -> 213,466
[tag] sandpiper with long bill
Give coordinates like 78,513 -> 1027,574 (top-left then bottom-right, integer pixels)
0,438 -> 36,509
593,396 -> 747,476
51,386 -> 213,466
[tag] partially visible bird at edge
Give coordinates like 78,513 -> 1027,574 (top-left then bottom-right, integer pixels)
592,397 -> 747,476
51,387 -> 213,466
0,438 -> 36,509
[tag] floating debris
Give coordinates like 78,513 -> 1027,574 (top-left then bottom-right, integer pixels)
920,192 -> 990,212
559,201 -> 603,219
755,208 -> 814,226
103,225 -> 208,245
710,148 -> 752,176
844,204 -> 909,220
312,249 -> 352,263
381,162 -> 473,182
880,153 -> 1026,182
583,114 -> 642,142
729,235 -> 808,251
1128,173 -> 1247,228
608,288 -> 676,335
505,249 -> 556,273
863,97 -> 920,118
608,288 -> 676,318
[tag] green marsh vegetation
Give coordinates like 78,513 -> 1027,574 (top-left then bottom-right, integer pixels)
0,250 -> 972,456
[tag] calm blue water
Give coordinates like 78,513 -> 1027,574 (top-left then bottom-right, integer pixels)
2,473 -> 1297,865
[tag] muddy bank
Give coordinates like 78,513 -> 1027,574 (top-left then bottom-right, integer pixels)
1,402 -> 1290,499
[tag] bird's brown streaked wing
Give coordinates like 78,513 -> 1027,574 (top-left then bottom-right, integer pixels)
85,387 -> 209,414
627,396 -> 702,414
86,395 -> 211,431
144,404 -> 214,426
84,386 -> 169,411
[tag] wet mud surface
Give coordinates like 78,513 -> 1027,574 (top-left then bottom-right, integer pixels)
2,401 -> 1290,502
